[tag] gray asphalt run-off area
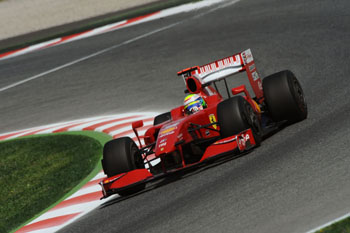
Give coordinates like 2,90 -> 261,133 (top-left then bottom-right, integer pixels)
0,0 -> 157,40
1,0 -> 349,232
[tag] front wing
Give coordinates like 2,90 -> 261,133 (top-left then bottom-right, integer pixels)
100,128 -> 256,199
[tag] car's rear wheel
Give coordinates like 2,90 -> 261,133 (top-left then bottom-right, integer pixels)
217,96 -> 262,145
153,112 -> 171,125
262,70 -> 307,123
102,137 -> 145,196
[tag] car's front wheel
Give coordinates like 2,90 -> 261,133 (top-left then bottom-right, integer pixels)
102,137 -> 145,196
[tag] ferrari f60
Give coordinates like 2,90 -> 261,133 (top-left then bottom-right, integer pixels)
99,49 -> 307,198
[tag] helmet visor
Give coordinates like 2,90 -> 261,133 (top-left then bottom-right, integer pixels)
185,100 -> 203,114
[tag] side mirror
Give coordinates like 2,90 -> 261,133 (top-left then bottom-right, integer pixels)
132,120 -> 143,129
132,120 -> 144,147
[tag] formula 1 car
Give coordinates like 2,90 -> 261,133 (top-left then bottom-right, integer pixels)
99,49 -> 307,198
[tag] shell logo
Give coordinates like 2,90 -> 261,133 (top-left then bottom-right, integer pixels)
160,127 -> 176,135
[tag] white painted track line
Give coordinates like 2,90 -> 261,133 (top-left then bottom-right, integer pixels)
0,0 -> 229,93
305,212 -> 350,233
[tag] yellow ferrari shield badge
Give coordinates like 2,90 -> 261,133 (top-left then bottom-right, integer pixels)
209,114 -> 217,129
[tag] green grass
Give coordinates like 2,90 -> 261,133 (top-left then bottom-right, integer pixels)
316,217 -> 350,233
0,132 -> 111,233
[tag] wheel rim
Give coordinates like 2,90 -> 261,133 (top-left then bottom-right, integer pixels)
131,144 -> 144,169
245,102 -> 261,136
292,77 -> 307,112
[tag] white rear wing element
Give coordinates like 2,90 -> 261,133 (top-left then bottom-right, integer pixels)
178,49 -> 254,85
178,49 -> 264,100
193,54 -> 243,84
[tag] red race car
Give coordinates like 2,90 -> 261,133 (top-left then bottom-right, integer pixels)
99,49 -> 307,198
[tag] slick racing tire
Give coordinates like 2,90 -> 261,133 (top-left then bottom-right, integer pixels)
217,96 -> 262,145
263,70 -> 307,123
154,112 -> 172,125
102,137 -> 145,196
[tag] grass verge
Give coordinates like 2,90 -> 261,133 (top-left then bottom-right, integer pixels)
0,131 -> 111,233
315,216 -> 350,233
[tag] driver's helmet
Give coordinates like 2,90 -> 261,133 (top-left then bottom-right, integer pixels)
184,94 -> 207,114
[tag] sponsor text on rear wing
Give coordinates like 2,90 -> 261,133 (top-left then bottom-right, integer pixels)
177,48 -> 264,100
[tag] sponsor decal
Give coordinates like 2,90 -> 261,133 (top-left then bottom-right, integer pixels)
237,133 -> 250,151
195,55 -> 242,77
159,122 -> 180,138
205,130 -> 210,136
252,71 -> 260,81
258,80 -> 263,90
158,137 -> 168,150
209,114 -> 217,129
249,64 -> 256,72
159,131 -> 175,138
242,49 -> 253,65
160,126 -> 176,135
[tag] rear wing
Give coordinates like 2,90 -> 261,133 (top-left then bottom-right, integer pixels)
177,49 -> 263,100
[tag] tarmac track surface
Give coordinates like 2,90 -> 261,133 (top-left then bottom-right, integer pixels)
1,0 -> 350,232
